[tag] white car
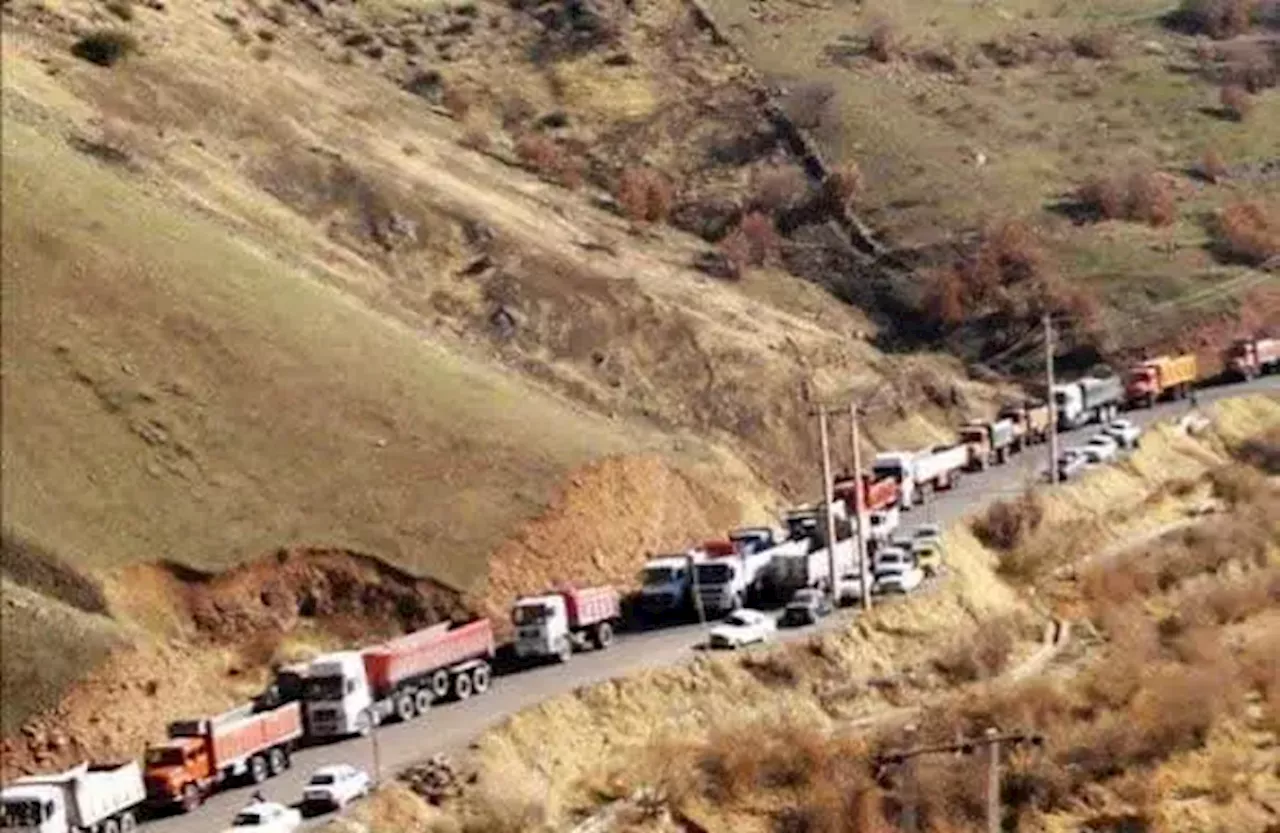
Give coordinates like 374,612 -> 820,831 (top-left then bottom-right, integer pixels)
707,609 -> 775,649
1103,418 -> 1142,450
1079,434 -> 1119,464
872,547 -> 925,595
222,802 -> 302,833
302,764 -> 371,810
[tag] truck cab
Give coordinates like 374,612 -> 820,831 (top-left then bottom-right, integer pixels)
1125,362 -> 1161,405
301,652 -> 374,738
694,556 -> 744,615
959,423 -> 992,470
638,554 -> 697,616
872,452 -> 916,508
1,784 -> 62,833
512,594 -> 570,659
143,737 -> 212,809
729,527 -> 777,555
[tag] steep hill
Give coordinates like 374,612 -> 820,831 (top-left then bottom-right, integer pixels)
0,0 -> 1001,748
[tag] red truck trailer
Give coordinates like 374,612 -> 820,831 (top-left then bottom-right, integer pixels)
512,585 -> 621,662
1125,354 -> 1198,408
301,619 -> 496,738
143,701 -> 303,812
1225,337 -> 1280,380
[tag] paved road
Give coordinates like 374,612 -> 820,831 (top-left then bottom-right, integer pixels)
145,378 -> 1278,832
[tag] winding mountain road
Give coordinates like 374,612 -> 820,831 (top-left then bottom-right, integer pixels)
144,378 -> 1278,833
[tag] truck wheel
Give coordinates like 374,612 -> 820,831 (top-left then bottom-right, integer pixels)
415,688 -> 433,715
471,663 -> 492,694
996,448 -> 1007,464
593,621 -> 614,650
431,669 -> 451,699
249,754 -> 269,785
453,670 -> 474,700
180,783 -> 202,813
268,747 -> 287,776
396,692 -> 417,722
119,812 -> 138,832
102,819 -> 121,833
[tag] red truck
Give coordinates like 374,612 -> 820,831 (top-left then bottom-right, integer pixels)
1125,354 -> 1198,408
1225,337 -> 1280,380
143,701 -> 303,812
301,619 -> 495,738
832,474 -> 900,514
511,585 -> 621,662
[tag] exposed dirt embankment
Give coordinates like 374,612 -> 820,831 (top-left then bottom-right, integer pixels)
481,452 -> 774,625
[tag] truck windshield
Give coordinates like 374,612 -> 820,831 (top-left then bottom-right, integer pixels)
1,801 -> 45,827
695,564 -> 733,583
232,812 -> 265,825
641,567 -> 676,585
145,747 -> 186,767
872,464 -> 901,481
303,676 -> 346,701
512,604 -> 551,626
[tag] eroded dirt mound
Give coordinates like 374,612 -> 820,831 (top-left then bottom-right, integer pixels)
115,547 -> 472,645
480,453 -> 771,626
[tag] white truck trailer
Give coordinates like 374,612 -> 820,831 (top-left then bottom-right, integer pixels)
1053,374 -> 1122,430
512,586 -> 620,662
872,443 -> 967,509
2,761 -> 145,833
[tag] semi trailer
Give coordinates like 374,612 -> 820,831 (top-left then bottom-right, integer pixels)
142,701 -> 303,813
871,443 -> 967,508
512,586 -> 620,662
2,761 -> 146,833
1053,374 -> 1123,430
959,418 -> 1016,471
1125,354 -> 1197,408
301,619 -> 494,739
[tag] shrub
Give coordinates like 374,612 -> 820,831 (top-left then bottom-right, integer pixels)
1213,200 -> 1280,264
1175,0 -> 1258,38
822,162 -> 862,208
1199,147 -> 1228,183
868,20 -> 903,62
615,167 -> 674,224
1075,171 -> 1175,226
784,81 -> 836,130
752,166 -> 809,214
71,28 -> 138,66
738,211 -> 780,263
933,618 -> 1016,682
973,492 -> 1043,551
1207,462 -> 1266,504
460,125 -> 492,152
513,134 -> 583,188
1070,29 -> 1119,59
441,84 -> 474,120
1222,42 -> 1279,92
1219,83 -> 1253,120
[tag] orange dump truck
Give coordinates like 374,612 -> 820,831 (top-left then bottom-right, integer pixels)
143,701 -> 303,812
1125,354 -> 1197,408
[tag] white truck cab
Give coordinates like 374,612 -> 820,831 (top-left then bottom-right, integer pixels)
302,652 -> 375,738
867,507 -> 901,541
512,594 -> 568,658
1,783 -> 63,833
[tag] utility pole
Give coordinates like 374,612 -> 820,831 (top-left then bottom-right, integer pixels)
848,402 -> 871,611
364,707 -> 382,786
985,728 -> 1001,833
817,409 -> 839,603
1044,313 -> 1059,485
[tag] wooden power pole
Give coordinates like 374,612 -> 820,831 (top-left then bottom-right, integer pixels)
1044,313 -> 1059,485
816,409 -> 839,603
848,402 -> 871,610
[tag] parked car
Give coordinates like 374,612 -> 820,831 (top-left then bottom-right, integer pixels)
302,764 -> 371,812
222,802 -> 302,833
836,572 -> 870,607
910,523 -> 943,542
707,609 -> 775,649
871,548 -> 925,595
780,588 -> 833,627
1103,418 -> 1142,450
1079,434 -> 1120,464
1052,449 -> 1089,481
910,538 -> 943,578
